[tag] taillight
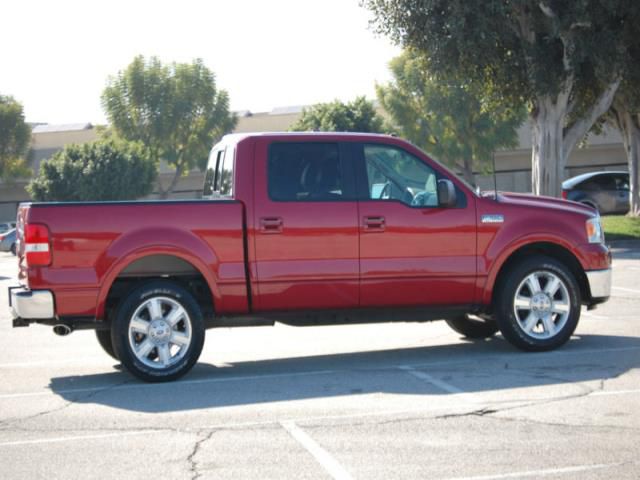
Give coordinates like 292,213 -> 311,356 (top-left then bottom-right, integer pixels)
561,190 -> 568,200
24,223 -> 51,266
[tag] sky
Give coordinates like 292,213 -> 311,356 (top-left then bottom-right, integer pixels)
0,0 -> 401,125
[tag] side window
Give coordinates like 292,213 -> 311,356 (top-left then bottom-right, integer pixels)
268,143 -> 343,201
593,174 -> 616,190
363,144 -> 438,207
202,146 -> 234,198
218,146 -> 234,196
614,174 -> 629,191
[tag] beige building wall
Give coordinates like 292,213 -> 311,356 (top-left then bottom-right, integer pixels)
0,109 -> 628,222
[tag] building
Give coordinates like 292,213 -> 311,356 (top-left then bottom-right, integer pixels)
0,107 -> 627,222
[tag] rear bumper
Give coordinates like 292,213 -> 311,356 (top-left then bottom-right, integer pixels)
585,268 -> 611,303
9,287 -> 55,323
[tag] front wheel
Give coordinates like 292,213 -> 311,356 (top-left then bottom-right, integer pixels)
110,280 -> 205,382
495,255 -> 581,351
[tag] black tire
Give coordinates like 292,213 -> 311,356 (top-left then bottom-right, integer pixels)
495,255 -> 581,352
110,280 -> 205,382
95,328 -> 119,360
10,243 -> 16,255
445,314 -> 499,339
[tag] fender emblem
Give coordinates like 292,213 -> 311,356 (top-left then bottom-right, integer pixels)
481,214 -> 504,224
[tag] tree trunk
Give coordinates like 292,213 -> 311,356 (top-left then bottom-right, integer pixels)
616,109 -> 640,217
462,157 -> 475,187
531,97 -> 566,197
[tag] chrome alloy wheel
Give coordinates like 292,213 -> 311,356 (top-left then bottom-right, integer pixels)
513,271 -> 571,340
127,296 -> 192,369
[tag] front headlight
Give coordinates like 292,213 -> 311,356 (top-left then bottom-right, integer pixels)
586,216 -> 604,244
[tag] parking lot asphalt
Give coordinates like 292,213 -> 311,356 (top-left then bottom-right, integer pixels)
0,247 -> 638,480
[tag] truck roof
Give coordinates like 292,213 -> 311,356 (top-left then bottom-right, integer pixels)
221,131 -> 398,145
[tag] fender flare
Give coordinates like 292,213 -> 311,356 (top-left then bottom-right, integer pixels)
480,233 -> 586,305
94,228 -> 221,320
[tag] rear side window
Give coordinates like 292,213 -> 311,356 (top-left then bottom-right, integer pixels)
268,143 -> 343,201
203,146 -> 235,198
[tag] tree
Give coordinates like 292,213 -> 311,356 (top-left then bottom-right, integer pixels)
102,56 -> 237,198
27,140 -> 155,201
377,50 -> 525,186
364,1 -> 640,197
601,7 -> 640,217
0,95 -> 32,180
290,96 -> 386,133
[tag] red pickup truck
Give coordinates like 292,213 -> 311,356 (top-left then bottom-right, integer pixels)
10,132 -> 612,382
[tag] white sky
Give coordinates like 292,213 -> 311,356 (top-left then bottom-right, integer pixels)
0,0 -> 400,125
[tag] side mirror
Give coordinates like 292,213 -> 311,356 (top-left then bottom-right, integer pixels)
437,179 -> 457,208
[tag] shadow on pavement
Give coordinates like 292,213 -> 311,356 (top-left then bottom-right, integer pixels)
48,333 -> 640,413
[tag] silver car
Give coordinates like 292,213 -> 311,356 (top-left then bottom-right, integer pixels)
562,171 -> 629,214
0,229 -> 17,255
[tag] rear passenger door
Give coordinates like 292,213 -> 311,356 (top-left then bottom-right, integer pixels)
252,139 -> 360,311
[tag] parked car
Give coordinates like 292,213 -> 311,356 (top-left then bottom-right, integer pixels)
0,229 -> 16,255
562,171 -> 629,214
0,222 -> 16,234
9,132 -> 611,382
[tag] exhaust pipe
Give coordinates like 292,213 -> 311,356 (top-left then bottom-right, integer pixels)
53,324 -> 72,336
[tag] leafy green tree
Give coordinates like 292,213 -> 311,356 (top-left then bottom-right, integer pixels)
365,0 -> 640,197
0,95 -> 32,180
290,97 -> 386,133
27,140 -> 155,201
102,56 -> 237,198
377,50 -> 525,186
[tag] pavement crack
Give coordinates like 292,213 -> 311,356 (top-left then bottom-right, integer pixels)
187,429 -> 216,480
0,379 -> 133,429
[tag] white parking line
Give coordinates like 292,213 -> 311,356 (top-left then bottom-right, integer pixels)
2,345 -> 639,400
398,365 -> 477,398
440,461 -> 632,480
590,388 -> 640,397
280,421 -> 353,480
0,369 -> 338,400
0,430 -> 151,447
581,311 -> 608,320
612,286 -> 640,294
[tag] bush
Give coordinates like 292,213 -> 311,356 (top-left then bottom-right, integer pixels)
27,140 -> 156,202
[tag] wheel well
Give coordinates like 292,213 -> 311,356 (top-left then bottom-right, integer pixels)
492,242 -> 589,306
105,255 -> 214,324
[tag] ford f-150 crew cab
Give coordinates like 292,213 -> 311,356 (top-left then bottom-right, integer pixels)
9,132 -> 612,382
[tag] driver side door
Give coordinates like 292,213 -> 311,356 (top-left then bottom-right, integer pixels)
355,143 -> 477,307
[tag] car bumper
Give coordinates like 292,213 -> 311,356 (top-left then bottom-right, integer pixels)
9,287 -> 55,322
585,268 -> 612,302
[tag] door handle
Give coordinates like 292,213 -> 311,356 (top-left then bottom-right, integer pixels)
260,217 -> 283,233
363,216 -> 385,232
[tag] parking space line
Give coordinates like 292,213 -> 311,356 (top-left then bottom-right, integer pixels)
440,461 -> 632,480
0,430 -> 151,447
581,311 -> 608,320
590,388 -> 640,397
398,365 -> 480,403
280,421 -> 353,480
0,369 -> 338,400
2,344 -> 639,400
612,286 -> 640,294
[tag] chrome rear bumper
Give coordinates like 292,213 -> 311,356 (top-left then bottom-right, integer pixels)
9,287 -> 55,321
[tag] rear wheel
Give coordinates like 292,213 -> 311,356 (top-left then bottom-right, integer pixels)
111,280 -> 205,382
445,314 -> 499,339
10,243 -> 16,255
95,329 -> 118,360
495,255 -> 580,351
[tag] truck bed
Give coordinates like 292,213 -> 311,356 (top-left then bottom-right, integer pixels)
18,200 -> 249,320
